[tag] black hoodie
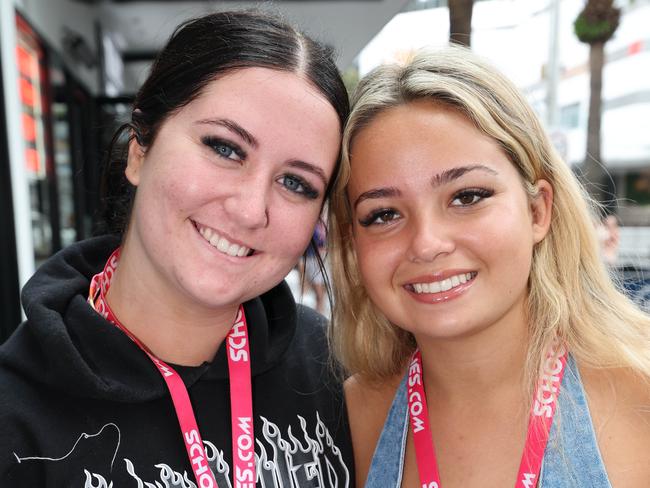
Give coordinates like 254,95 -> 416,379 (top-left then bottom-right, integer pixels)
0,236 -> 353,487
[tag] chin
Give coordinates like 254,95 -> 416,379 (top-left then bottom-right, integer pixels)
401,314 -> 474,338
183,284 -> 240,310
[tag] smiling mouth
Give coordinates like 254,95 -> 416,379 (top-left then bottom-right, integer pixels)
193,221 -> 255,257
408,272 -> 477,294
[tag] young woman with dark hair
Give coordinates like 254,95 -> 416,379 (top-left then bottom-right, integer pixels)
0,10 -> 353,487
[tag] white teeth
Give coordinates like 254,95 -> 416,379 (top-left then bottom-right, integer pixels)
196,223 -> 251,258
199,226 -> 212,241
411,272 -> 474,294
217,237 -> 229,253
227,243 -> 239,257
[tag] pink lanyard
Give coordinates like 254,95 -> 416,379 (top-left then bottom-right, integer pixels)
88,249 -> 256,488
408,343 -> 567,488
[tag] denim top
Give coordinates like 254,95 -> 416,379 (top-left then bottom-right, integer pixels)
364,355 -> 611,487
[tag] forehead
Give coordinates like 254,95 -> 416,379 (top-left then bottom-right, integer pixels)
173,67 -> 339,132
348,101 -> 517,191
154,67 -> 341,168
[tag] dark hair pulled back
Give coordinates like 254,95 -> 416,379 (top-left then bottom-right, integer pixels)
100,9 -> 349,236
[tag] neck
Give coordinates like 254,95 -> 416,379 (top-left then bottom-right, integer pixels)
415,310 -> 529,408
104,244 -> 239,367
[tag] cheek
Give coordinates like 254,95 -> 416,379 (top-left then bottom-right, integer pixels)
273,206 -> 321,256
466,208 -> 535,285
354,235 -> 401,295
161,178 -> 195,215
141,160 -> 189,205
467,199 -> 534,250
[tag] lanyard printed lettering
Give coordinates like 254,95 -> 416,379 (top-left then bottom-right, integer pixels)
408,343 -> 567,488
88,249 -> 256,488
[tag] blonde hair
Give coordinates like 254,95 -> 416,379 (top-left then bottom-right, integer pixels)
328,46 -> 650,389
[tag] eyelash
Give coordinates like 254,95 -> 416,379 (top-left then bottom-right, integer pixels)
359,208 -> 400,227
358,187 -> 494,227
277,174 -> 319,200
450,187 -> 494,206
201,136 -> 319,200
201,136 -> 246,161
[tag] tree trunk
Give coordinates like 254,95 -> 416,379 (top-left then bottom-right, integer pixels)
448,0 -> 474,47
583,41 -> 606,203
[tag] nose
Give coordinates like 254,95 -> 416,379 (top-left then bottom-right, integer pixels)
224,177 -> 270,230
407,215 -> 455,263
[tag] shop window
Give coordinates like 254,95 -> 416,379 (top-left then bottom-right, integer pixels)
15,15 -> 88,264
16,14 -> 53,264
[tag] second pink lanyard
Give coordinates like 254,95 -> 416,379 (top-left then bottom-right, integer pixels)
408,343 -> 567,488
89,249 -> 256,488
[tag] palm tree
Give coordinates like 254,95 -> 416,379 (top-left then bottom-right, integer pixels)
448,0 -> 474,47
574,0 -> 620,204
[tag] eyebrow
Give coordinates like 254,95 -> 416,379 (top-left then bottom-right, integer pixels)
431,164 -> 498,187
353,187 -> 401,210
196,118 -> 328,188
195,118 -> 258,148
288,160 -> 328,188
353,164 -> 498,210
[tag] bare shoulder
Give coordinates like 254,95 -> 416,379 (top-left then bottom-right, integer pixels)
580,365 -> 650,487
344,373 -> 403,487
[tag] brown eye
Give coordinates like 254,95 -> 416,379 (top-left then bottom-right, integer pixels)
458,194 -> 477,205
451,188 -> 494,207
358,208 -> 401,227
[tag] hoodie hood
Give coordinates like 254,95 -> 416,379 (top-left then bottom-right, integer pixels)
0,236 -> 298,402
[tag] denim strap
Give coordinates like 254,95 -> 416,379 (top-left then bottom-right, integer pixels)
364,374 -> 409,487
539,355 -> 611,487
364,355 -> 612,488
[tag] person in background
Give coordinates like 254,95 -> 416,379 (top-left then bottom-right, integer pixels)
0,10 -> 354,487
329,46 -> 650,487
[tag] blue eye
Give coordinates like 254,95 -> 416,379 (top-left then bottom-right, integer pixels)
358,208 -> 401,227
278,174 -> 319,200
216,144 -> 234,158
283,175 -> 301,192
202,136 -> 244,162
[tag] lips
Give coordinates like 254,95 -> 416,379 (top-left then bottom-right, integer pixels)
193,221 -> 255,257
407,271 -> 477,294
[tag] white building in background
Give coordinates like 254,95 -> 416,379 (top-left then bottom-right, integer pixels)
357,0 -> 650,265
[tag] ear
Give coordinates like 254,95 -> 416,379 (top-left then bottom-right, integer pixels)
531,179 -> 553,244
125,137 -> 146,186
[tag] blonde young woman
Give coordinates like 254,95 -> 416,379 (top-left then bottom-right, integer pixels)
329,47 -> 650,487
